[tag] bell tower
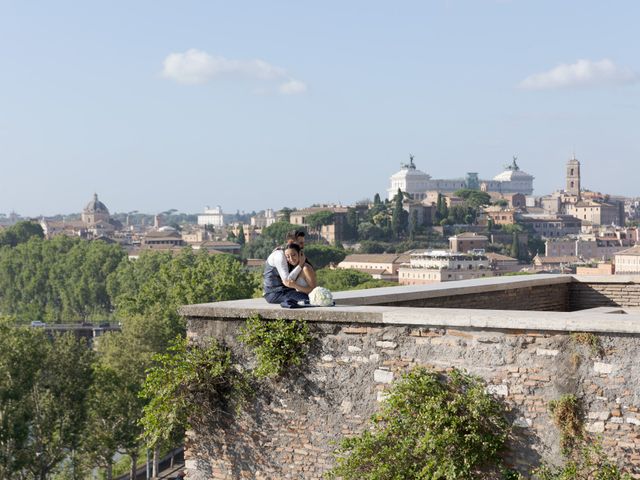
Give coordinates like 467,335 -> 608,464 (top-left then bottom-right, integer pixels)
566,154 -> 581,198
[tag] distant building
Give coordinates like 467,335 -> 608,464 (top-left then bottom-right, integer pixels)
545,236 -> 628,261
614,246 -> 640,275
398,250 -> 492,285
485,252 -> 520,275
337,253 -> 409,282
478,206 -> 518,226
532,255 -> 581,273
82,193 -> 110,227
290,206 -> 349,244
198,206 -> 226,227
448,232 -> 488,253
251,209 -> 277,228
388,155 -> 534,201
566,154 -> 581,197
567,200 -> 622,226
142,227 -> 184,249
519,214 -> 581,238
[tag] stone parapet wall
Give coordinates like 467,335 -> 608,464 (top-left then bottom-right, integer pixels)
185,316 -> 640,479
378,283 -> 569,311
570,282 -> 640,310
181,275 -> 640,479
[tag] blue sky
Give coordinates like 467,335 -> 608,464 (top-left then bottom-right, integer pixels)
1,1 -> 638,216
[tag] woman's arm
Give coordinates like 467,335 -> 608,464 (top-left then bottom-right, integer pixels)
300,265 -> 317,289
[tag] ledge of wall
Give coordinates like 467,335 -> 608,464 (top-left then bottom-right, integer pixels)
179,274 -> 640,334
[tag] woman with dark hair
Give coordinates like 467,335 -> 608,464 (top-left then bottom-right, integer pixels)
283,243 -> 316,293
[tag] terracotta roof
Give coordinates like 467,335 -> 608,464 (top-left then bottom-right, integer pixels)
485,253 -> 517,262
449,232 -> 488,240
535,255 -> 581,264
341,254 -> 405,264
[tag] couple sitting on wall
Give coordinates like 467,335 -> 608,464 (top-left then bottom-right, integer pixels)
263,229 -> 317,305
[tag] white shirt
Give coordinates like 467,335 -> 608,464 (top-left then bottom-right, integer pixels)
266,249 -> 302,283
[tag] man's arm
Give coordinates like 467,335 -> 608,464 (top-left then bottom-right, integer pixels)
267,249 -> 301,281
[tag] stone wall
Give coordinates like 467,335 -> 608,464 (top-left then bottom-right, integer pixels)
570,281 -> 640,310
185,316 -> 640,479
379,283 -> 569,311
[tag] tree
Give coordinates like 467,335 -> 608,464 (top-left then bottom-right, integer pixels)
279,207 -> 293,223
373,193 -> 382,205
454,189 -> 492,208
391,189 -> 407,239
435,193 -> 449,222
302,244 -> 347,269
306,211 -> 335,241
409,210 -> 418,241
510,232 -> 520,260
0,320 -> 47,478
315,268 -> 394,291
139,338 -> 245,460
343,208 -> 359,242
0,220 -> 44,247
0,325 -> 94,480
237,225 -> 246,247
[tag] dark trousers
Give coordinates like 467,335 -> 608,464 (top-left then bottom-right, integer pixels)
264,289 -> 309,304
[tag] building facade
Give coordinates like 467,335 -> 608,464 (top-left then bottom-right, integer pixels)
387,156 -> 534,201
398,250 -> 492,285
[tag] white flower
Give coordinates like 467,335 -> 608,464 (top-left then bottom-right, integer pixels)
309,287 -> 334,306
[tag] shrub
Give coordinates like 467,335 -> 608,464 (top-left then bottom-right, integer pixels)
328,367 -> 509,479
238,315 -> 311,378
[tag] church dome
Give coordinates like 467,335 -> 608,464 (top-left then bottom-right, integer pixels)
84,193 -> 110,214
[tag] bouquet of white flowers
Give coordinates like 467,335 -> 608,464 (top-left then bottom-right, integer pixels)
308,287 -> 334,307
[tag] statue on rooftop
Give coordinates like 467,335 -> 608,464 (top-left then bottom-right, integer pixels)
504,155 -> 520,171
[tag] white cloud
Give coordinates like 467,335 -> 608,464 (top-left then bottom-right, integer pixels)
162,49 -> 306,94
279,79 -> 307,95
518,59 -> 639,90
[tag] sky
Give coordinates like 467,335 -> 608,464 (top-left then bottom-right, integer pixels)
1,0 -> 639,217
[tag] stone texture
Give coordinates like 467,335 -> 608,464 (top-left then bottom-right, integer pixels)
185,317 -> 640,478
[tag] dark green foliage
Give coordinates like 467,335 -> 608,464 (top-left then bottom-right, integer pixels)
279,207 -> 293,223
0,236 -> 125,322
237,224 -> 246,247
238,315 -> 311,378
0,220 -> 44,247
358,240 -> 387,253
303,244 -> 347,269
328,367 -> 509,480
391,188 -> 408,238
306,210 -> 335,232
436,193 -> 449,222
454,189 -> 492,208
316,268 -> 393,291
343,207 -> 359,241
510,232 -> 520,260
358,222 -> 388,241
0,322 -> 94,479
139,337 -> 248,447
